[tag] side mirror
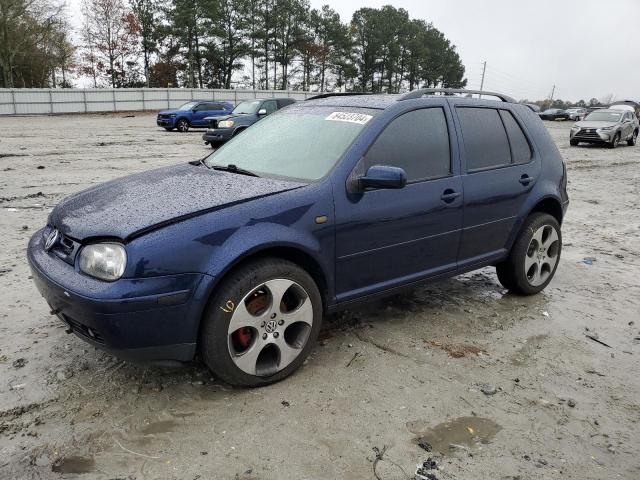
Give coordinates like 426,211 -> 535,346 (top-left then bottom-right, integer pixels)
359,165 -> 407,191
257,108 -> 267,116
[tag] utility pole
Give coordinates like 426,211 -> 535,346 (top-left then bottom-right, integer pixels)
549,84 -> 556,107
479,61 -> 487,98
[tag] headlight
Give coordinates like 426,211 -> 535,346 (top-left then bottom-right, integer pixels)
169,114 -> 176,118
571,125 -> 580,130
218,120 -> 235,128
79,243 -> 127,281
599,126 -> 613,131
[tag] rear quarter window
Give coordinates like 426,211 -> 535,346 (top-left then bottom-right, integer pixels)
499,110 -> 532,165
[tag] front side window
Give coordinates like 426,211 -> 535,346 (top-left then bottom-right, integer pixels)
263,100 -> 277,114
457,107 -> 511,171
364,108 -> 451,182
204,107 -> 377,181
178,101 -> 198,111
233,100 -> 261,114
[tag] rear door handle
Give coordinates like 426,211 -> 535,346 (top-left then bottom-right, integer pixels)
441,189 -> 461,203
519,174 -> 535,186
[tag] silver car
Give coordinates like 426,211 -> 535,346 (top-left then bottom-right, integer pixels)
565,107 -> 587,121
570,109 -> 639,148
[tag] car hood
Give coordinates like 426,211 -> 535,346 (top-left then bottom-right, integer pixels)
48,163 -> 304,241
574,121 -> 619,129
158,109 -> 179,115
203,113 -> 253,122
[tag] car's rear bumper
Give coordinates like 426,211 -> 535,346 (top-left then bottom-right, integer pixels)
202,128 -> 233,144
27,230 -> 211,362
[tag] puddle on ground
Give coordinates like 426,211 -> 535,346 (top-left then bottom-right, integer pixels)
140,419 -> 178,435
51,456 -> 95,474
407,416 -> 501,455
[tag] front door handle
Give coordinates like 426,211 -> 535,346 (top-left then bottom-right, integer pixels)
519,174 -> 535,186
441,189 -> 461,203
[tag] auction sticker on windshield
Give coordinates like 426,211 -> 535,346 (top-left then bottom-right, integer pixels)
325,112 -> 373,125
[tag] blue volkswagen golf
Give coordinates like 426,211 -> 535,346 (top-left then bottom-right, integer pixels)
28,89 -> 569,387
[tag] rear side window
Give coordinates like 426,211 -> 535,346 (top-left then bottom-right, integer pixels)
457,107 -> 511,171
365,108 -> 451,182
499,110 -> 532,165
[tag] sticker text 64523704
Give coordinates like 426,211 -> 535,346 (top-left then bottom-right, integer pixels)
325,112 -> 373,125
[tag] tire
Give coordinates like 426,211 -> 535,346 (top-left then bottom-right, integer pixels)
608,132 -> 620,149
200,257 -> 323,387
496,213 -> 562,295
176,118 -> 190,132
628,130 -> 638,147
570,139 -> 579,146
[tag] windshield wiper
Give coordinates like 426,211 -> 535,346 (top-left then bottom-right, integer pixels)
211,164 -> 260,177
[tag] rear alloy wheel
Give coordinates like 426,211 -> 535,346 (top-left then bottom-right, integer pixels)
176,118 -> 190,132
628,130 -> 638,147
609,132 -> 620,149
496,213 -> 562,295
200,258 -> 322,387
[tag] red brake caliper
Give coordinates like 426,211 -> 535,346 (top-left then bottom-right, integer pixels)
233,327 -> 253,349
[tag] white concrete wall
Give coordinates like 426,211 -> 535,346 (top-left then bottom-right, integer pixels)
0,88 -> 314,115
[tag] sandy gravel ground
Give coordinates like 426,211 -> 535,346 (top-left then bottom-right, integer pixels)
0,113 -> 639,480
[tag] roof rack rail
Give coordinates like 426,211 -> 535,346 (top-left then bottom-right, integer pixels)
306,92 -> 375,101
399,88 -> 515,103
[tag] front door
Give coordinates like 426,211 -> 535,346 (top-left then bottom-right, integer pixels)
333,104 -> 463,302
453,104 -> 541,268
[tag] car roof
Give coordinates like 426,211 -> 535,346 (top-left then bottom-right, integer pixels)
303,90 -> 528,110
304,94 -> 403,109
243,98 -> 296,102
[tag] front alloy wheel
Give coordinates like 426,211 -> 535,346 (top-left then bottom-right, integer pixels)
228,279 -> 313,377
200,258 -> 322,387
177,118 -> 190,132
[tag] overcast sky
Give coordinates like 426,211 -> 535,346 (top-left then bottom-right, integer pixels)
66,0 -> 639,101
308,0 -> 640,102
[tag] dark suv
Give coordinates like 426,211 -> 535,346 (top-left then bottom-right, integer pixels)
28,89 -> 569,387
202,98 -> 296,147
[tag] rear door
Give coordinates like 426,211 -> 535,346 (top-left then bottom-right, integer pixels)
453,103 -> 540,268
333,103 -> 463,302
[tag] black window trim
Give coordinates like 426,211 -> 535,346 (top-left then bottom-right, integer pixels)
362,106 -> 454,185
457,105 -> 535,174
499,108 -> 533,166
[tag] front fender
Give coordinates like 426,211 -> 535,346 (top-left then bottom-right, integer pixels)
124,180 -> 335,301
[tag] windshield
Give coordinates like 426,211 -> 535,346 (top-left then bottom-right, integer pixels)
543,109 -> 559,114
204,107 -> 376,181
233,100 -> 261,114
178,101 -> 198,111
585,111 -> 623,122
